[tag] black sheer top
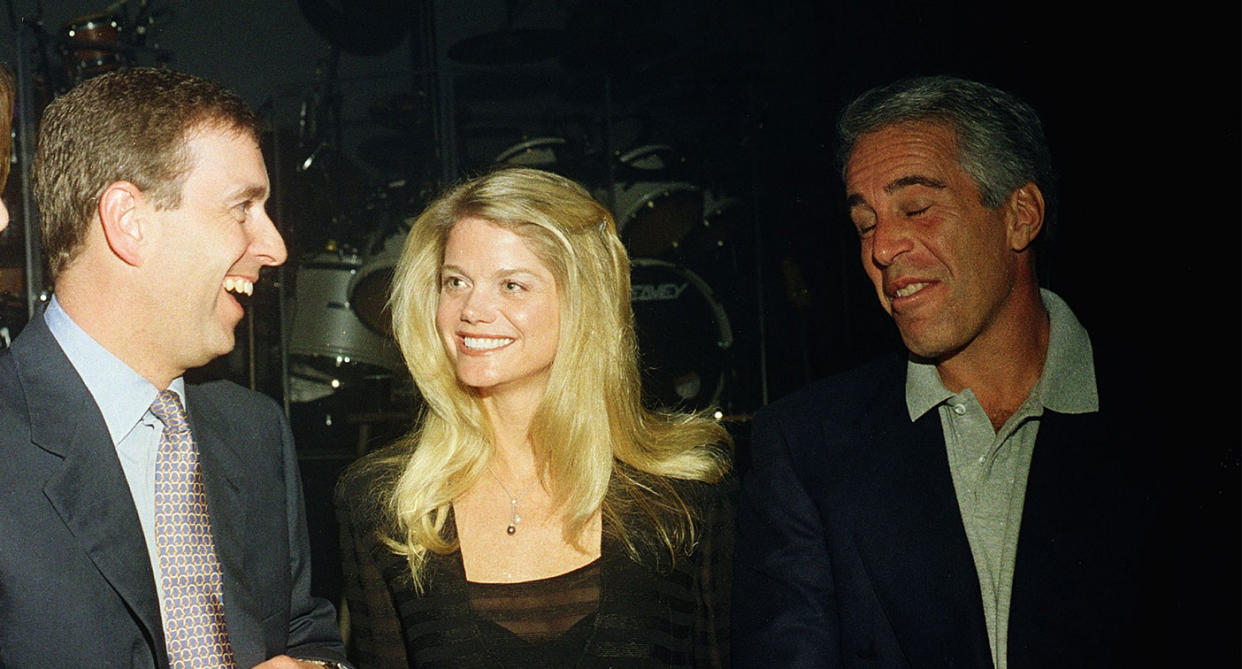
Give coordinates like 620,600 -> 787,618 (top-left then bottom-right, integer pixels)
468,559 -> 600,666
335,460 -> 733,668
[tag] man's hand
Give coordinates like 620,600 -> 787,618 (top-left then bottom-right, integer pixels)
252,655 -> 339,669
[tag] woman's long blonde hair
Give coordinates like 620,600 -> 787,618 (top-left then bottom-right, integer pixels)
376,167 -> 730,588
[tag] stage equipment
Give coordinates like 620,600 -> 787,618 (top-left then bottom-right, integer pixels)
288,248 -> 404,385
629,258 -> 731,411
490,135 -> 602,186
610,144 -> 703,258
348,231 -> 406,336
60,13 -> 126,83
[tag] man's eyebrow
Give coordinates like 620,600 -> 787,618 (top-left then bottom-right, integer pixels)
232,184 -> 268,202
885,175 -> 946,193
845,175 -> 947,209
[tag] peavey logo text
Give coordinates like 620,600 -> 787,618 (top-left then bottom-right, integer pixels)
632,282 -> 690,302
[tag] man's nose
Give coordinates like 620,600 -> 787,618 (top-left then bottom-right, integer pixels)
250,206 -> 287,267
870,215 -> 912,267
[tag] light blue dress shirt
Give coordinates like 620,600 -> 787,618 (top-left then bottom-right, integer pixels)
44,297 -> 185,615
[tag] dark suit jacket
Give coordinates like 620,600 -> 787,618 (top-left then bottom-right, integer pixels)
0,314 -> 348,668
733,353 -> 1165,668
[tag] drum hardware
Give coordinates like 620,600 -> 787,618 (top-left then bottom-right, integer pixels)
0,291 -> 27,350
288,248 -> 404,390
611,145 -> 703,259
491,135 -> 605,188
61,14 -> 125,80
56,5 -> 173,88
666,190 -> 745,267
349,231 -> 407,336
630,258 -> 732,411
494,136 -> 568,168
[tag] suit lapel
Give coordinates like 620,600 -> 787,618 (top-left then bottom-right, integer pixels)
185,387 -> 265,662
14,315 -> 167,664
1008,408 -> 1137,664
827,365 -> 993,665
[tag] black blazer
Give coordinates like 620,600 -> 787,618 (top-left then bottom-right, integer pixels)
733,353 -> 1165,668
0,314 -> 347,668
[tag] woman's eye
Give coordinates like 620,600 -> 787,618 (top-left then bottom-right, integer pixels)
905,206 -> 931,217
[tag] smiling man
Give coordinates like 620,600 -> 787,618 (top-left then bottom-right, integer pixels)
734,76 -> 1163,668
0,68 -> 348,668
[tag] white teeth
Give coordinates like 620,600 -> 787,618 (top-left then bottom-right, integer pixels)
463,336 -> 513,350
895,282 -> 928,298
224,277 -> 254,296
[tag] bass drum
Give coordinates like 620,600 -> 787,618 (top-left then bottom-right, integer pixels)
289,251 -> 404,387
611,145 -> 703,258
630,259 -> 732,411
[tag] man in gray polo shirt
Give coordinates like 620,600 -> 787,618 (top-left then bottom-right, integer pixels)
734,76 -> 1162,668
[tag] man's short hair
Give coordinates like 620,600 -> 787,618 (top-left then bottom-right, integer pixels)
837,75 -> 1057,231
33,67 -> 258,279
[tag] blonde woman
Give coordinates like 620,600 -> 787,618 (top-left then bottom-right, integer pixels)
335,167 -> 733,668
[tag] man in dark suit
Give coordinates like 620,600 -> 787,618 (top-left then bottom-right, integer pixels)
733,76 -> 1162,667
0,68 -> 348,668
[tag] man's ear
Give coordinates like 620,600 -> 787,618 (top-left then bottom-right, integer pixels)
98,181 -> 146,267
1006,181 -> 1045,252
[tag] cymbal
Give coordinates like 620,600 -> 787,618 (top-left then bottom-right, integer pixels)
447,28 -> 566,65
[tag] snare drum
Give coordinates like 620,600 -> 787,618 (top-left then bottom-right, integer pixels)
289,251 -> 404,381
62,14 -> 125,82
630,258 -> 732,410
611,145 -> 703,258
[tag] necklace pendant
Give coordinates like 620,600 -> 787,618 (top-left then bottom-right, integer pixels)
506,524 -> 516,535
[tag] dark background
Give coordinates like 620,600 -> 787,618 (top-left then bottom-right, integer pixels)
3,0 -> 1237,661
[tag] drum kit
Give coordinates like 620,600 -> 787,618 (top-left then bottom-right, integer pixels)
277,97 -> 749,413
285,126 -> 747,414
36,3 -> 172,94
19,3 -> 749,416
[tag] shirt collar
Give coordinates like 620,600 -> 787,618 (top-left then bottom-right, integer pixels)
905,288 -> 1098,421
44,296 -> 186,444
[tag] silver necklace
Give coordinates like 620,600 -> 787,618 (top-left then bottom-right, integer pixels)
485,465 -> 539,535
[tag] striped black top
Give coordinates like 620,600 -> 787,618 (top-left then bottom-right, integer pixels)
469,559 -> 600,666
335,462 -> 734,668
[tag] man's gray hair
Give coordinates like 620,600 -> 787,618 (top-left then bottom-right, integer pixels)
837,75 -> 1056,224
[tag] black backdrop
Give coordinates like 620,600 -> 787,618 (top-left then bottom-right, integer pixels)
5,0 -> 1237,660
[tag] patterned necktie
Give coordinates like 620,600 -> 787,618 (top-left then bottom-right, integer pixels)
150,390 -> 237,669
